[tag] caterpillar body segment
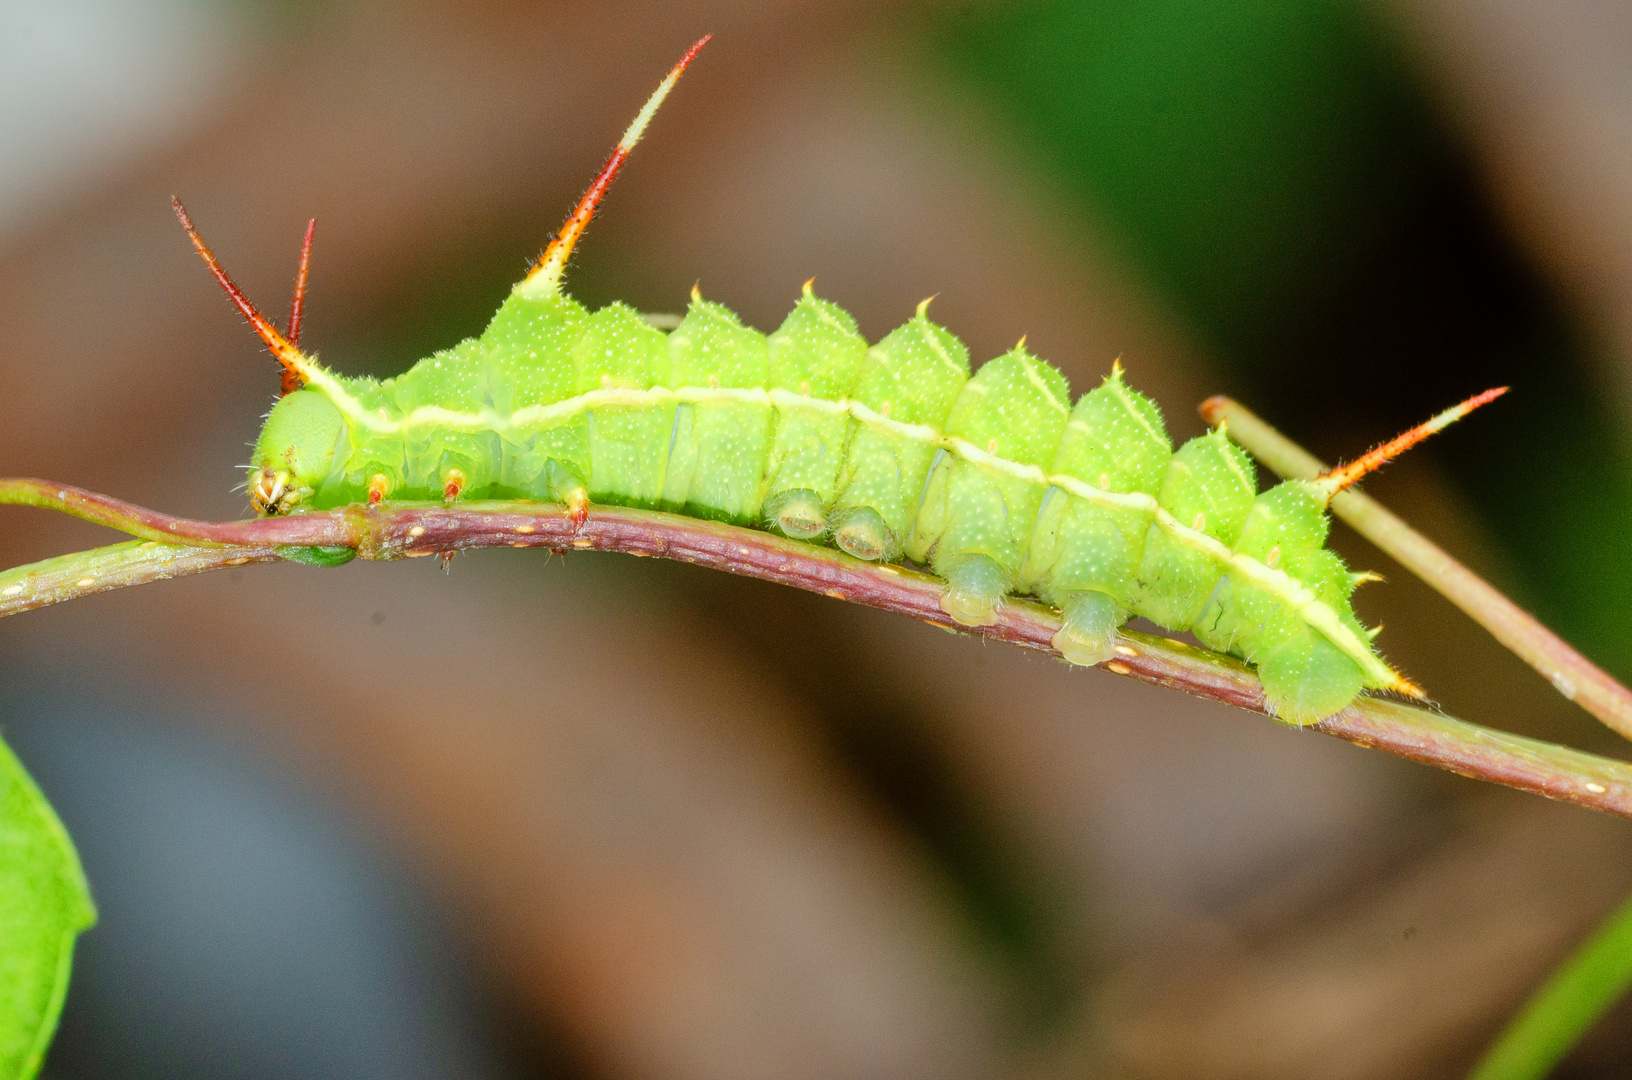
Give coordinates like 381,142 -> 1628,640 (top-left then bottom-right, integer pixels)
238,281 -> 1413,723
576,302 -> 675,510
908,343 -> 1071,626
196,38 -> 1496,725
662,293 -> 774,524
762,283 -> 870,539
827,304 -> 971,562
1019,365 -> 1174,664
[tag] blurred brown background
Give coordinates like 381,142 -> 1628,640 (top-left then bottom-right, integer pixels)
4,0 -> 1632,1077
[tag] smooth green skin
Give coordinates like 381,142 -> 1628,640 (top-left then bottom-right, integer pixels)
252,283 -> 1386,723
907,345 -> 1071,624
575,302 -> 673,509
251,390 -> 345,507
829,310 -> 971,559
1469,888 -> 1632,1080
0,734 -> 95,1080
1021,370 -> 1173,661
276,544 -> 358,567
762,287 -> 870,534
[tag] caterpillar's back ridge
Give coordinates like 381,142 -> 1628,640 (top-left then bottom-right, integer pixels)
211,41 -> 1514,724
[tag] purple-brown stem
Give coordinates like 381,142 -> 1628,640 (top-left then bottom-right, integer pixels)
4,476 -> 1632,819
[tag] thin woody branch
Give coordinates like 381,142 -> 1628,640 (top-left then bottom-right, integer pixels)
4,477 -> 1632,819
1200,396 -> 1632,744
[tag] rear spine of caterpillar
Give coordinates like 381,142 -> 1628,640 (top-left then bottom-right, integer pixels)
186,36 -> 1509,726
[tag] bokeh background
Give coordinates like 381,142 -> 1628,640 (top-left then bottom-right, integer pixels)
4,0 -> 1632,1076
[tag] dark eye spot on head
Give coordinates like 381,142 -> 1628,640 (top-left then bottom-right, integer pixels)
370,611 -> 385,626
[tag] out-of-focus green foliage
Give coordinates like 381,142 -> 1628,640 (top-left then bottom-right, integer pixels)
1469,892 -> 1632,1080
0,735 -> 95,1080
933,0 -> 1632,690
934,0 -> 1435,352
935,1 -> 1632,1067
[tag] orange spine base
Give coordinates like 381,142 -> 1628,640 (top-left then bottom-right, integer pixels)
522,35 -> 711,295
171,197 -> 311,389
1315,387 -> 1508,501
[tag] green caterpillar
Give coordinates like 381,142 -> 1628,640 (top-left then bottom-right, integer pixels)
175,37 -> 1497,725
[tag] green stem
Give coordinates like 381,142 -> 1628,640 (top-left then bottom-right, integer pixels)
1469,891 -> 1632,1080
6,478 -> 1632,819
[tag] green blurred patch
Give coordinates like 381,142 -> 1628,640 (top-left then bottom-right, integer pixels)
935,0 -> 1437,353
0,734 -> 95,1080
1470,890 -> 1632,1080
932,0 -> 1632,693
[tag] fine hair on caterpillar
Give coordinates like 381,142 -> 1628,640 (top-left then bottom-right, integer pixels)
173,35 -> 1504,726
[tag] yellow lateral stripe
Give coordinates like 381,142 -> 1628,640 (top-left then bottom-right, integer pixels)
313,382 -> 1406,689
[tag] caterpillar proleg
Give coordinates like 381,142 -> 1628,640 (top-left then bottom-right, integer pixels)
179,36 -> 1502,725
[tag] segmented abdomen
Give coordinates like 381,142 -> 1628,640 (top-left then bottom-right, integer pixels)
300,281 -> 1392,724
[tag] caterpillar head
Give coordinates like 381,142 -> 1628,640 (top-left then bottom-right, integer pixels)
249,389 -> 344,515
170,198 -> 335,514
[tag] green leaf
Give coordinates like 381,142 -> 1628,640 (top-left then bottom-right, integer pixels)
1470,889 -> 1632,1080
0,734 -> 95,1080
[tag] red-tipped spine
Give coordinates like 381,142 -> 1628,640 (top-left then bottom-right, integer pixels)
1316,387 -> 1508,500
283,217 -> 317,395
172,197 -> 310,386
